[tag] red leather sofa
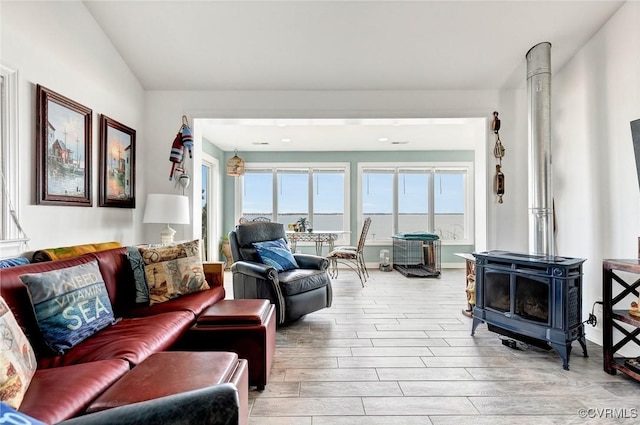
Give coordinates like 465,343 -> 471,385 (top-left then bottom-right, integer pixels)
0,246 -> 249,424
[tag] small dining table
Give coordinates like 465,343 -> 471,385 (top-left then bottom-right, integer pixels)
286,230 -> 349,256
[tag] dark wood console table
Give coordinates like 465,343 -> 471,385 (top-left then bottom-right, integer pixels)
602,259 -> 640,382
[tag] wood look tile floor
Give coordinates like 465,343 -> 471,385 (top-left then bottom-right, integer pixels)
227,268 -> 640,424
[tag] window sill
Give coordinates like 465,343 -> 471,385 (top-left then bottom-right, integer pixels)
0,239 -> 29,259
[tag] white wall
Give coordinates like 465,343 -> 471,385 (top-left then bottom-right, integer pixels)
554,1 -> 640,345
1,1 -> 146,253
144,89 -> 528,249
490,88 -> 529,253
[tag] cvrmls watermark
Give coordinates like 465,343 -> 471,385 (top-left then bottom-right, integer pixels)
578,408 -> 638,419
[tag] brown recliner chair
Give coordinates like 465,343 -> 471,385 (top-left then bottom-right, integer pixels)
229,222 -> 332,325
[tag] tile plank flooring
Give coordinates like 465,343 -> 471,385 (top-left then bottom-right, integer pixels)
226,268 -> 640,424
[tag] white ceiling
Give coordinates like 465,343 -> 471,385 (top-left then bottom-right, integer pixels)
84,0 -> 624,151
195,117 -> 482,151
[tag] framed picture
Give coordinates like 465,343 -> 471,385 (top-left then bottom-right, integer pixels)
36,85 -> 92,206
99,115 -> 136,208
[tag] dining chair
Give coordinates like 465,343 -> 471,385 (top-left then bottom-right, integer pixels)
239,216 -> 272,224
326,217 -> 371,286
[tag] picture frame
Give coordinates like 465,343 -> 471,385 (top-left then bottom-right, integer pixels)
99,115 -> 136,208
36,85 -> 92,206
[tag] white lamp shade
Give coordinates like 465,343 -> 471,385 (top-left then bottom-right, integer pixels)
143,194 -> 190,225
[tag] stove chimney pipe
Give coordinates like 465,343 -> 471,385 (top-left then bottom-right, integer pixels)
526,42 -> 554,256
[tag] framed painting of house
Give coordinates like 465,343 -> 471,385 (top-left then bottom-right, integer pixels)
98,115 -> 136,208
36,85 -> 92,206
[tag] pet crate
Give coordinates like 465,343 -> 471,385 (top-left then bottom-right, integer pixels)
392,233 -> 441,278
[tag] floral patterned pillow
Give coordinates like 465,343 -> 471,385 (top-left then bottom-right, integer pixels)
138,240 -> 210,305
0,296 -> 37,409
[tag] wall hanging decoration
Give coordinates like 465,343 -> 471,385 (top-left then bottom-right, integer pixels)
99,115 -> 136,208
492,111 -> 505,203
168,115 -> 194,180
226,150 -> 245,177
36,85 -> 92,206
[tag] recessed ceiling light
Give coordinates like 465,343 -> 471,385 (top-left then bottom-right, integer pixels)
281,138 -> 291,143
378,137 -> 389,142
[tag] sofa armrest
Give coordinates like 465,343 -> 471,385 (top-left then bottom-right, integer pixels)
56,384 -> 239,425
231,261 -> 277,281
294,254 -> 329,271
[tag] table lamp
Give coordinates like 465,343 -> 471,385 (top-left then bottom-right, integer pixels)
143,194 -> 190,243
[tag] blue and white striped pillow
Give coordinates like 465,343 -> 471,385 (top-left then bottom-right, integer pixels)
253,238 -> 299,272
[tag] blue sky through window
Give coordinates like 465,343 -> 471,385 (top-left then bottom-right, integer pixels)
435,174 -> 464,214
244,172 -> 273,213
243,169 -> 464,216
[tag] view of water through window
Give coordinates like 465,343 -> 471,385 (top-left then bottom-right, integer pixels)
241,165 -> 469,241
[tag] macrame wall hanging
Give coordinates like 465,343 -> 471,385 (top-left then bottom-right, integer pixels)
168,115 -> 193,193
492,111 -> 505,203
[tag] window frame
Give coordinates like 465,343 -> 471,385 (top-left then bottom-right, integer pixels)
201,152 -> 220,262
358,161 -> 474,245
0,64 -> 24,257
235,162 -> 351,245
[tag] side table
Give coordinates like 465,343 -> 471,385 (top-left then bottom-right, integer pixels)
203,261 -> 225,289
602,259 -> 640,382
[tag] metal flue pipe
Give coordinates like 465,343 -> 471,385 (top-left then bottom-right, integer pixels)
526,42 -> 554,256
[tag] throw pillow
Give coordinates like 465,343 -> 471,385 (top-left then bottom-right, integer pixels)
0,257 -> 29,269
20,260 -> 116,355
0,296 -> 37,409
253,238 -> 299,272
126,246 -> 150,304
0,402 -> 47,425
138,240 -> 210,305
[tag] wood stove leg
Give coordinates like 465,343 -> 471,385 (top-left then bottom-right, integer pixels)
578,334 -> 589,358
549,342 -> 571,370
471,317 -> 482,336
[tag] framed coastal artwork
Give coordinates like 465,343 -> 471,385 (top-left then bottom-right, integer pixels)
36,85 -> 92,206
98,115 -> 136,208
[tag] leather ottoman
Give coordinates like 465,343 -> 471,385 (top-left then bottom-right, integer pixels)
178,299 -> 276,390
86,351 -> 249,425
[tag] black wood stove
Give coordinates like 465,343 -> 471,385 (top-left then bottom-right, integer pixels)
471,251 -> 587,370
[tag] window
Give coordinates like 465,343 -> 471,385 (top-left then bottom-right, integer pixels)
243,170 -> 274,218
201,163 -> 210,260
237,163 -> 349,242
276,170 -> 308,223
362,170 -> 394,241
359,163 -> 473,243
398,170 -> 430,234
312,171 -> 345,232
201,153 -> 220,262
434,171 -> 466,240
0,64 -> 24,256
